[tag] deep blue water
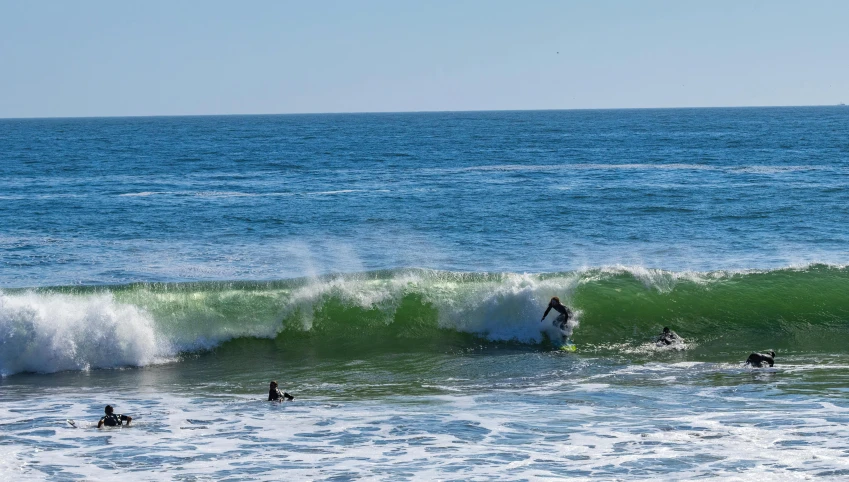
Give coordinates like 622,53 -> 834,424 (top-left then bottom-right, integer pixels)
2,107 -> 848,287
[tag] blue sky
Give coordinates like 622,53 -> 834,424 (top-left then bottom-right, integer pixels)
1,0 -> 847,117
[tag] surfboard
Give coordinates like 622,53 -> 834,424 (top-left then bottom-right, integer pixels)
558,342 -> 577,352
66,419 -> 77,428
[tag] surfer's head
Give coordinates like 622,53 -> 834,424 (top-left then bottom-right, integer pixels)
270,381 -> 278,388
662,327 -> 670,334
104,405 -> 114,415
550,296 -> 560,304
769,351 -> 776,358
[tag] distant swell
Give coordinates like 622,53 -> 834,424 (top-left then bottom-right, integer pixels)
2,265 -> 849,375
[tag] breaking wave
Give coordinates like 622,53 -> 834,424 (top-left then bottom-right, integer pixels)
2,265 -> 849,375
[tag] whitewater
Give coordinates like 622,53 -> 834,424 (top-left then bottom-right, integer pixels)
2,107 -> 849,480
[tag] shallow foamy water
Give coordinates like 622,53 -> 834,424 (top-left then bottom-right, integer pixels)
3,352 -> 849,480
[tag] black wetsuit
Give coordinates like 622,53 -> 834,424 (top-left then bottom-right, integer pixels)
542,300 -> 571,329
746,352 -> 775,367
656,330 -> 682,345
99,413 -> 130,427
269,387 -> 294,401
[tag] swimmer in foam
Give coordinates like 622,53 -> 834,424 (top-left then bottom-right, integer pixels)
268,381 -> 295,402
655,327 -> 683,346
541,296 -> 573,341
97,405 -> 132,428
746,351 -> 776,367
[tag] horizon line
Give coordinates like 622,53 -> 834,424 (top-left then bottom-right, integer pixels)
1,103 -> 845,121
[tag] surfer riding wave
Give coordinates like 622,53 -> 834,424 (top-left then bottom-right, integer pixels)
541,296 -> 573,343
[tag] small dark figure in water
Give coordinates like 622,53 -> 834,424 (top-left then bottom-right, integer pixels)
268,381 -> 294,402
746,351 -> 776,367
97,405 -> 132,428
656,327 -> 683,346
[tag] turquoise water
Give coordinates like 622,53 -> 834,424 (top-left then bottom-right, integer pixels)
2,107 -> 849,479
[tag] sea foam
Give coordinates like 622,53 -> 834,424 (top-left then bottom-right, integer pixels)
0,291 -> 169,375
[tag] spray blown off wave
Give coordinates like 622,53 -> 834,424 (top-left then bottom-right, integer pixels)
2,265 -> 849,375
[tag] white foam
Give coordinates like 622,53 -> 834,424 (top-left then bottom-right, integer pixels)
731,165 -> 830,174
2,270 -> 580,374
432,163 -> 840,177
4,360 -> 849,479
0,291 -> 171,375
118,191 -> 168,197
270,270 -> 584,343
442,163 -> 719,174
305,189 -> 367,195
609,341 -> 695,355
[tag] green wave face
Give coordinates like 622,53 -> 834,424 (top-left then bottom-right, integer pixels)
572,265 -> 849,352
3,266 -> 849,374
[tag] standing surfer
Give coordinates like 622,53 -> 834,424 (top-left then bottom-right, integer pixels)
541,296 -> 573,342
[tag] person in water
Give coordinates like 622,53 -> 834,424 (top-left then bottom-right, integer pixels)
656,327 -> 683,346
97,405 -> 132,428
268,381 -> 295,402
746,351 -> 776,367
541,296 -> 572,337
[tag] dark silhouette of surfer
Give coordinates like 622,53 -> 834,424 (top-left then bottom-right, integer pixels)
656,327 -> 683,346
268,381 -> 294,402
97,405 -> 132,428
541,297 -> 572,341
746,351 -> 775,367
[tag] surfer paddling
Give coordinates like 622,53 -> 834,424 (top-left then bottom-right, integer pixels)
268,381 -> 295,402
541,296 -> 573,341
746,351 -> 776,368
655,327 -> 683,346
97,405 -> 132,428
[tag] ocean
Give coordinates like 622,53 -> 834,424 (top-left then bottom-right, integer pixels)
2,107 -> 849,480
